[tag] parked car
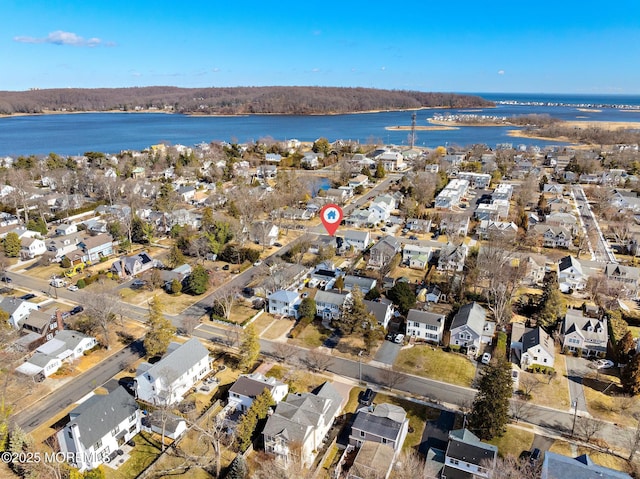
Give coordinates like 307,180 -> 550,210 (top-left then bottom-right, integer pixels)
19,293 -> 36,300
409,235 -> 418,240
273,242 -> 283,247
530,448 -> 541,464
70,305 -> 84,315
394,334 -> 405,344
0,275 -> 11,283
253,260 -> 262,267
222,264 -> 230,271
67,285 -> 79,292
359,388 -> 376,406
131,279 -> 145,288
481,352 -> 492,365
591,359 -> 615,369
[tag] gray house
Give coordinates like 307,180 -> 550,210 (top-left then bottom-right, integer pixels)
541,452 -> 632,479
448,302 -> 493,356
349,403 -> 409,456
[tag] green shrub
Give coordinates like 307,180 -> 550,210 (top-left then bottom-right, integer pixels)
76,279 -> 86,289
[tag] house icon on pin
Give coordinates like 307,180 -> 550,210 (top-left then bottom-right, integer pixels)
327,210 -> 336,220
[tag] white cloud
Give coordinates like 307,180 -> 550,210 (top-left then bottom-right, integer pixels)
14,30 -> 109,47
498,69 -> 505,75
380,66 -> 386,71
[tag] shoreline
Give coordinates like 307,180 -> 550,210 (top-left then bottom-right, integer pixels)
385,125 -> 459,131
0,104 -> 492,119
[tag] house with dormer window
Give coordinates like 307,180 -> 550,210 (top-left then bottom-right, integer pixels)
561,309 -> 608,357
57,387 -> 141,472
511,323 -> 555,370
448,303 -> 494,357
605,263 -> 640,297
442,429 -> 497,479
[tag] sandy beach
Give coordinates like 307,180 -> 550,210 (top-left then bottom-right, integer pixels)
427,118 -> 506,127
385,125 -> 459,131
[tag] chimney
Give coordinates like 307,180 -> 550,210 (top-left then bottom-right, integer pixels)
120,258 -> 126,278
55,309 -> 64,331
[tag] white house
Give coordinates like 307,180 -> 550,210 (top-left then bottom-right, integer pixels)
341,230 -> 371,252
348,175 -> 369,189
228,373 -> 289,412
511,323 -> 555,370
378,151 -> 405,172
263,382 -> 343,467
135,338 -> 211,405
364,299 -> 394,329
268,290 -> 302,319
558,255 -> 586,292
0,297 -> 40,329
437,242 -> 468,272
435,179 -> 469,209
55,223 -> 78,236
402,244 -> 433,264
15,352 -> 62,379
457,172 -> 491,189
36,330 -> 97,362
315,290 -> 349,321
561,309 -> 608,358
20,237 -> 46,259
443,429 -> 497,479
448,302 -> 493,357
406,309 -> 445,344
57,387 -> 141,472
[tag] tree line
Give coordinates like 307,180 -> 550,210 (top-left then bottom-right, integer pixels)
0,86 -> 493,115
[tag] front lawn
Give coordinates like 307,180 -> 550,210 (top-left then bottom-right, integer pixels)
289,321 -> 331,349
487,425 -> 534,458
394,345 -> 476,387
525,349 -> 571,411
261,319 -> 294,340
549,440 -> 633,474
108,432 -> 162,479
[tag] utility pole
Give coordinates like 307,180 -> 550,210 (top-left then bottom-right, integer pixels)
358,350 -> 364,384
571,400 -> 578,436
410,112 -> 417,149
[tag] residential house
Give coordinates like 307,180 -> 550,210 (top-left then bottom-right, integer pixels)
111,251 -> 157,278
348,175 -> 369,189
543,183 -> 564,195
135,338 -> 211,405
251,221 -> 280,247
492,183 -> 513,201
77,233 -> 114,263
363,299 -> 394,329
20,309 -> 63,343
325,188 -> 348,205
535,225 -> 573,248
228,373 -> 289,412
57,387 -> 141,472
406,309 -> 445,344
36,330 -> 97,362
266,153 -> 282,163
161,264 -> 192,291
541,452 -> 632,479
15,351 -> 62,379
315,290 -> 349,321
558,255 -> 586,292
440,215 -> 470,237
263,382 -> 343,467
611,190 -> 640,213
405,218 -> 432,233
55,223 -> 78,236
378,151 -> 405,172
477,220 -> 518,240
605,263 -> 640,298
343,275 -> 377,294
0,297 -> 39,329
402,244 -> 433,265
546,212 -> 578,234
561,309 -> 608,357
409,254 -> 430,270
349,403 -> 409,455
268,290 -> 302,319
141,414 -> 187,441
448,302 -> 493,357
176,185 -> 196,202
435,179 -> 469,209
345,442 -> 395,479
301,152 -> 320,169
20,236 -> 46,259
437,242 -> 468,272
516,253 -> 547,285
457,172 -> 491,189
418,284 -> 443,304
442,429 -> 497,479
46,233 -> 84,262
511,323 -> 555,370
341,230 -> 371,252
368,236 -> 400,269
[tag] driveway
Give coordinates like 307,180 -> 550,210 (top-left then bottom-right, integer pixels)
565,355 -> 591,413
530,434 -> 555,462
374,341 -> 402,365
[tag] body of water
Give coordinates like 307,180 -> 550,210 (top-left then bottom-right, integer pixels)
1,93 -> 640,156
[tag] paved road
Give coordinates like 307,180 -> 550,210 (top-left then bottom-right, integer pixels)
12,340 -> 145,432
565,355 -> 590,414
572,185 -> 616,263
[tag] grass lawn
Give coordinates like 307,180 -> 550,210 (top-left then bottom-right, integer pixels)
582,372 -> 639,424
527,350 -> 571,411
389,265 -> 426,283
290,321 -> 331,349
251,312 -> 275,333
261,318 -> 294,340
394,345 -> 476,387
227,302 -> 259,325
108,432 -> 162,479
487,425 -> 534,458
266,364 -> 328,393
549,440 -> 633,474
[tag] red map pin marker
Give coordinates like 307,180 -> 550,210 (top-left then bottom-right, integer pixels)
319,204 -> 343,236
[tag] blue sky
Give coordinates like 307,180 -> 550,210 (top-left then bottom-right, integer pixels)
3,1 -> 640,94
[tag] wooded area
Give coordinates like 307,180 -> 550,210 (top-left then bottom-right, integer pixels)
0,86 -> 493,115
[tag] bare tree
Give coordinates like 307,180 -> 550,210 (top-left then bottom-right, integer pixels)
82,287 -> 123,349
625,412 -> 640,461
305,348 -> 333,373
577,416 -> 602,443
393,449 -> 428,479
511,397 -> 534,423
212,287 -> 239,322
379,366 -> 407,391
518,374 -> 541,399
272,342 -> 297,364
491,454 -> 541,479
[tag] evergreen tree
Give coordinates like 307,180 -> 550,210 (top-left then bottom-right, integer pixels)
170,278 -> 183,295
468,358 -> 513,440
234,390 -> 274,452
622,353 -> 640,396
298,298 -> 316,322
238,324 -> 260,371
168,243 -> 186,268
340,285 -> 371,335
144,296 -> 176,358
227,455 -> 248,479
387,282 -> 417,316
3,232 -> 20,258
617,330 -> 636,364
185,264 -> 209,295
334,275 -> 345,293
538,273 -> 565,328
375,161 -> 386,179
